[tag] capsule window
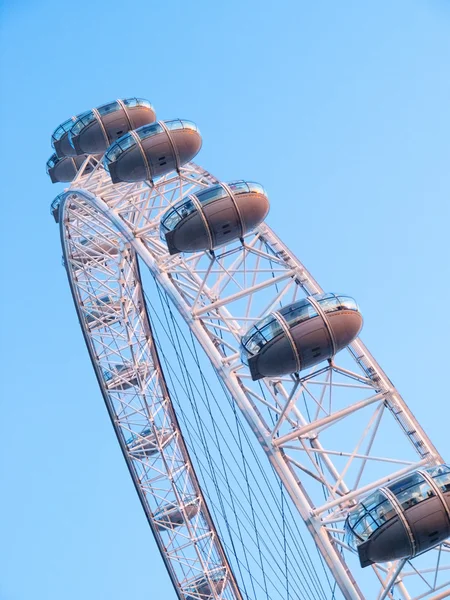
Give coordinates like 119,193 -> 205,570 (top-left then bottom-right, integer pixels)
228,181 -> 250,195
196,185 -> 229,206
137,122 -> 164,141
388,472 -> 425,496
279,299 -> 318,328
98,101 -> 120,116
433,473 -> 450,494
388,472 -> 436,510
337,296 -> 359,311
347,490 -> 396,546
317,295 -> 341,314
160,199 -> 197,234
165,119 -> 184,131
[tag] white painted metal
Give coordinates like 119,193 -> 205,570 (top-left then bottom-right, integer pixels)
58,190 -> 242,600
53,156 -> 449,600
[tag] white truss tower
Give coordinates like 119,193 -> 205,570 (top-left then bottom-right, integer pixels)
54,156 -> 450,600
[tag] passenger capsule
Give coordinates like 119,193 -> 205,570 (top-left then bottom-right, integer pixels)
345,465 -> 450,567
51,194 -> 63,223
241,293 -> 363,380
46,153 -> 98,183
84,295 -> 120,329
72,236 -> 119,264
154,499 -> 199,531
184,568 -> 227,600
127,427 -> 172,458
104,362 -> 147,391
51,115 -> 84,157
103,119 -> 202,184
69,98 -> 156,155
160,180 -> 270,255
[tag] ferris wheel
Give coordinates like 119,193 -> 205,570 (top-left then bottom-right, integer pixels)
47,98 -> 450,600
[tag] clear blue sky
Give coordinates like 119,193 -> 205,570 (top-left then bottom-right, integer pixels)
1,1 -> 449,599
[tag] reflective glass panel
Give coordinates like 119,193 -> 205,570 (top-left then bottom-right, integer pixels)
345,492 -> 397,550
394,480 -> 435,510
137,122 -> 164,140
196,184 -> 228,206
353,513 -> 378,539
433,473 -> 450,494
98,101 -> 120,116
138,99 -> 152,108
165,119 -> 184,131
123,98 -> 153,109
361,490 -> 388,513
317,295 -> 341,314
123,98 -> 138,108
241,314 -> 283,356
312,293 -> 333,302
181,120 -> 198,131
71,111 -> 95,136
104,134 -> 137,164
228,181 -> 250,195
347,504 -> 366,528
52,117 -> 75,141
118,134 -> 135,151
160,199 -> 197,233
388,472 -> 425,497
104,143 -> 121,164
426,464 -> 450,477
337,296 -> 359,311
279,299 -> 318,327
247,182 -> 266,195
371,499 -> 397,526
46,154 -> 58,170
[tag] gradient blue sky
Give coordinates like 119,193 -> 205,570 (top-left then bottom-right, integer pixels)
1,1 -> 449,599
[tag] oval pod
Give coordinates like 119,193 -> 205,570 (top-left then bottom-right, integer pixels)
345,465 -> 450,567
103,119 -> 202,184
241,293 -> 363,380
69,98 -> 156,155
46,153 -> 99,183
160,180 -> 269,255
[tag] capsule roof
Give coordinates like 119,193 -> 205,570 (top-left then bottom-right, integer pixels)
345,465 -> 450,563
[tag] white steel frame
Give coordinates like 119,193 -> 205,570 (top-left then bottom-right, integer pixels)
59,184 -> 242,600
54,155 -> 449,600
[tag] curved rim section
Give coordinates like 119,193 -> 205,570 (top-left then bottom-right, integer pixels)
54,156 -> 448,600
58,189 -> 243,600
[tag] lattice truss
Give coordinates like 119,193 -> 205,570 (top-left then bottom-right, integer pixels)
60,188 -> 241,600
56,156 -> 449,600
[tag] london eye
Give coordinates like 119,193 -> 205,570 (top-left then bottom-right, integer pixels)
47,97 -> 450,600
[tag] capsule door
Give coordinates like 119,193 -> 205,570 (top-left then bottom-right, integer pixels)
101,108 -> 131,143
292,318 -> 333,370
145,137 -> 177,179
202,196 -> 242,247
